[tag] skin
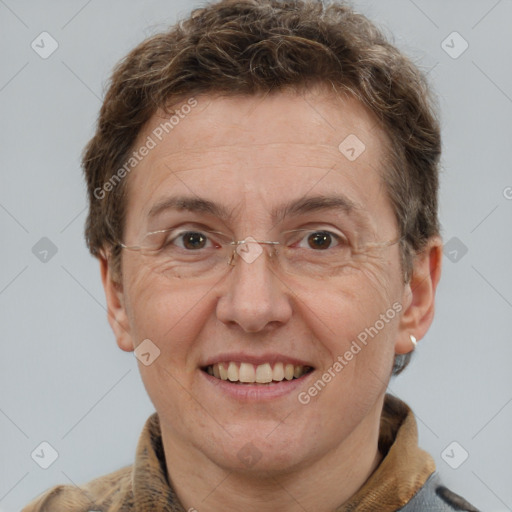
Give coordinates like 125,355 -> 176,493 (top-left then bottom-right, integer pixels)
100,87 -> 442,512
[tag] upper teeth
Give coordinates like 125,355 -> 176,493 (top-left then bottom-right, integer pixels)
206,362 -> 310,383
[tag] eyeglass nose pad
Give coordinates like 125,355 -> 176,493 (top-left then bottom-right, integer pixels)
227,239 -> 279,266
228,249 -> 236,266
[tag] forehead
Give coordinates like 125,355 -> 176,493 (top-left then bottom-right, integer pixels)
136,88 -> 386,159
124,88 -> 394,233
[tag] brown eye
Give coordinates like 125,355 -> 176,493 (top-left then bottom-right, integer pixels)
307,231 -> 336,250
180,231 -> 208,250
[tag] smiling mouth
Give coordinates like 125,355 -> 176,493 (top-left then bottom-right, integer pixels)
202,362 -> 314,384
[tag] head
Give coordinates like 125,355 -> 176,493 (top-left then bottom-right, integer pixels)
84,0 -> 442,477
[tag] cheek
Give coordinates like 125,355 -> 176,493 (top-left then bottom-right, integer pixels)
295,255 -> 402,373
124,272 -> 212,411
123,265 -> 209,359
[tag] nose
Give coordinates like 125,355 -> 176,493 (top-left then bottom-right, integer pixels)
215,242 -> 293,333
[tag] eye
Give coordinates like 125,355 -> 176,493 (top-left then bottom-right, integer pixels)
171,231 -> 213,251
146,226 -> 231,253
296,230 -> 347,250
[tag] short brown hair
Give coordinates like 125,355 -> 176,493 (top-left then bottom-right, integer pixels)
83,0 -> 441,375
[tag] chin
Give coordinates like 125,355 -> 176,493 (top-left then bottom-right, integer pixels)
204,423 -> 318,476
220,446 -> 310,477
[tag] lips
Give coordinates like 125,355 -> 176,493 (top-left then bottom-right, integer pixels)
202,361 -> 313,384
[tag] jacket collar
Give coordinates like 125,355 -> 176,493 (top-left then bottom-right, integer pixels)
130,394 -> 435,511
336,394 -> 435,511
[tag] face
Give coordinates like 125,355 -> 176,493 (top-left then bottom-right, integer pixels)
102,87 -> 437,476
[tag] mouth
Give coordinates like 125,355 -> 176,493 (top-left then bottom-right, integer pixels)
201,362 -> 314,385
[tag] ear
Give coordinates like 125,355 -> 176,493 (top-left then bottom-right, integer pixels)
395,236 -> 443,354
99,251 -> 134,352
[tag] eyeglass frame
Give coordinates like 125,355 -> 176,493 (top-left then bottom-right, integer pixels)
115,227 -> 403,271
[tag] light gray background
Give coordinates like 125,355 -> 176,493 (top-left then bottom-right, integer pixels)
1,1 -> 511,511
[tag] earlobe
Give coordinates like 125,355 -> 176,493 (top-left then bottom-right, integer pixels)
395,236 -> 443,354
99,252 -> 134,352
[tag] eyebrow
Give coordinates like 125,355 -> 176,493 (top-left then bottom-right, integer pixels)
147,194 -> 367,225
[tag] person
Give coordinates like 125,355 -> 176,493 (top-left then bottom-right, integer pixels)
22,0 -> 480,510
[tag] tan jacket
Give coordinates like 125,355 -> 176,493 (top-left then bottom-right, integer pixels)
22,394 -> 479,511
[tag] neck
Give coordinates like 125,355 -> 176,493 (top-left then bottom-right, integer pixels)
161,400 -> 384,512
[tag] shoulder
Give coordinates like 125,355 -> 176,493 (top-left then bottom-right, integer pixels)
21,464 -> 133,512
400,473 -> 481,512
